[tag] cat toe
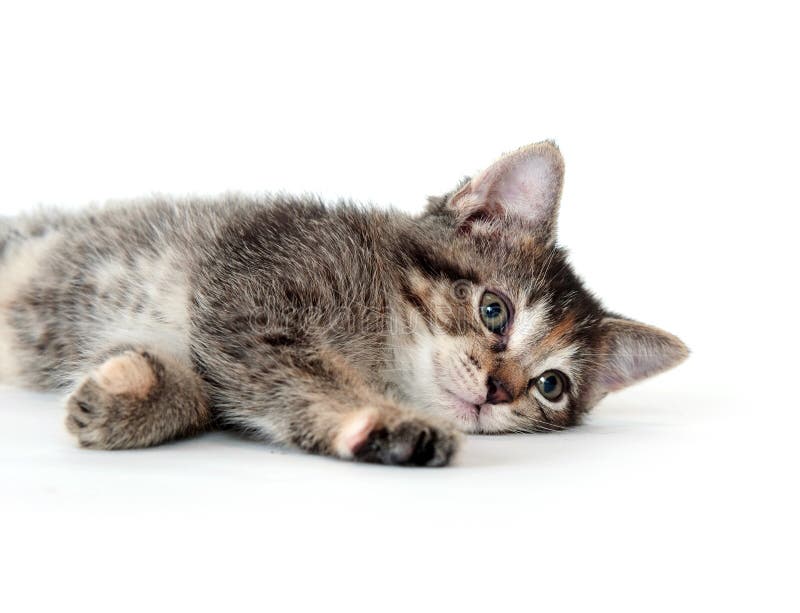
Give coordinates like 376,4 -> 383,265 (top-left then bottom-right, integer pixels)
388,421 -> 435,465
65,378 -> 112,448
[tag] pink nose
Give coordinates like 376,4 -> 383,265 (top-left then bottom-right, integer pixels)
486,376 -> 513,404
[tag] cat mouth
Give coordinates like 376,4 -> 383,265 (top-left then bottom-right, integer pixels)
443,389 -> 485,427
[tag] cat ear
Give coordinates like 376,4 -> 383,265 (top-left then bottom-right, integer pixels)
595,318 -> 689,393
447,141 -> 565,242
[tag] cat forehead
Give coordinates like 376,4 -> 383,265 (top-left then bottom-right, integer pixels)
506,299 -> 584,356
506,301 -> 549,353
452,225 -> 559,285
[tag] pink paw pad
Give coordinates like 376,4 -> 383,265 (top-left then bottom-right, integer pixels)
333,409 -> 379,458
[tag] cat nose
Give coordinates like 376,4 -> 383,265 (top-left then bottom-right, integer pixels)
486,376 -> 513,404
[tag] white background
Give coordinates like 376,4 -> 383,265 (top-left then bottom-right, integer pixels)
1,1 -> 798,611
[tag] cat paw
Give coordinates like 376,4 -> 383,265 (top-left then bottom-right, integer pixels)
65,350 -> 158,449
335,409 -> 459,467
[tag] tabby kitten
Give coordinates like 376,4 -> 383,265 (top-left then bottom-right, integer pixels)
0,142 -> 687,466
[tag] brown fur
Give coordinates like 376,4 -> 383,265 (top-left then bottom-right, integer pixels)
538,312 -> 578,352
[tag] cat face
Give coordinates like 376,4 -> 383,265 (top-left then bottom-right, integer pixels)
392,142 -> 688,433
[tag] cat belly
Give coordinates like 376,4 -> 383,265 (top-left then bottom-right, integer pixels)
1,222 -> 192,389
82,253 -> 193,373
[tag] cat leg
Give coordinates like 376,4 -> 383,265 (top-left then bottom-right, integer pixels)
298,396 -> 460,467
65,348 -> 210,449
217,350 -> 460,467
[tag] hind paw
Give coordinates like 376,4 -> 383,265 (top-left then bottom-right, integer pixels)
65,350 -> 158,449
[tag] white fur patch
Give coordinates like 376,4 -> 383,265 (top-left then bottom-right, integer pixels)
85,251 -> 191,373
387,307 -> 447,415
388,307 -> 484,432
507,300 -> 549,355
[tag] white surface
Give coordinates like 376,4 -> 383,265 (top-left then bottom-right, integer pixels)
1,1 -> 798,612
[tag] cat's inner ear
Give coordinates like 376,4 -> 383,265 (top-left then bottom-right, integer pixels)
447,141 -> 565,240
596,318 -> 689,392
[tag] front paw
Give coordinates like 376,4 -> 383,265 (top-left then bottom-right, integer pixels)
335,409 -> 459,467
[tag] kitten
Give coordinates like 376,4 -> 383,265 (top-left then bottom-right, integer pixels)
0,142 -> 687,466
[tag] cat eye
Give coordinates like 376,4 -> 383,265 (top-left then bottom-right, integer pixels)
532,370 -> 567,401
479,291 -> 511,334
